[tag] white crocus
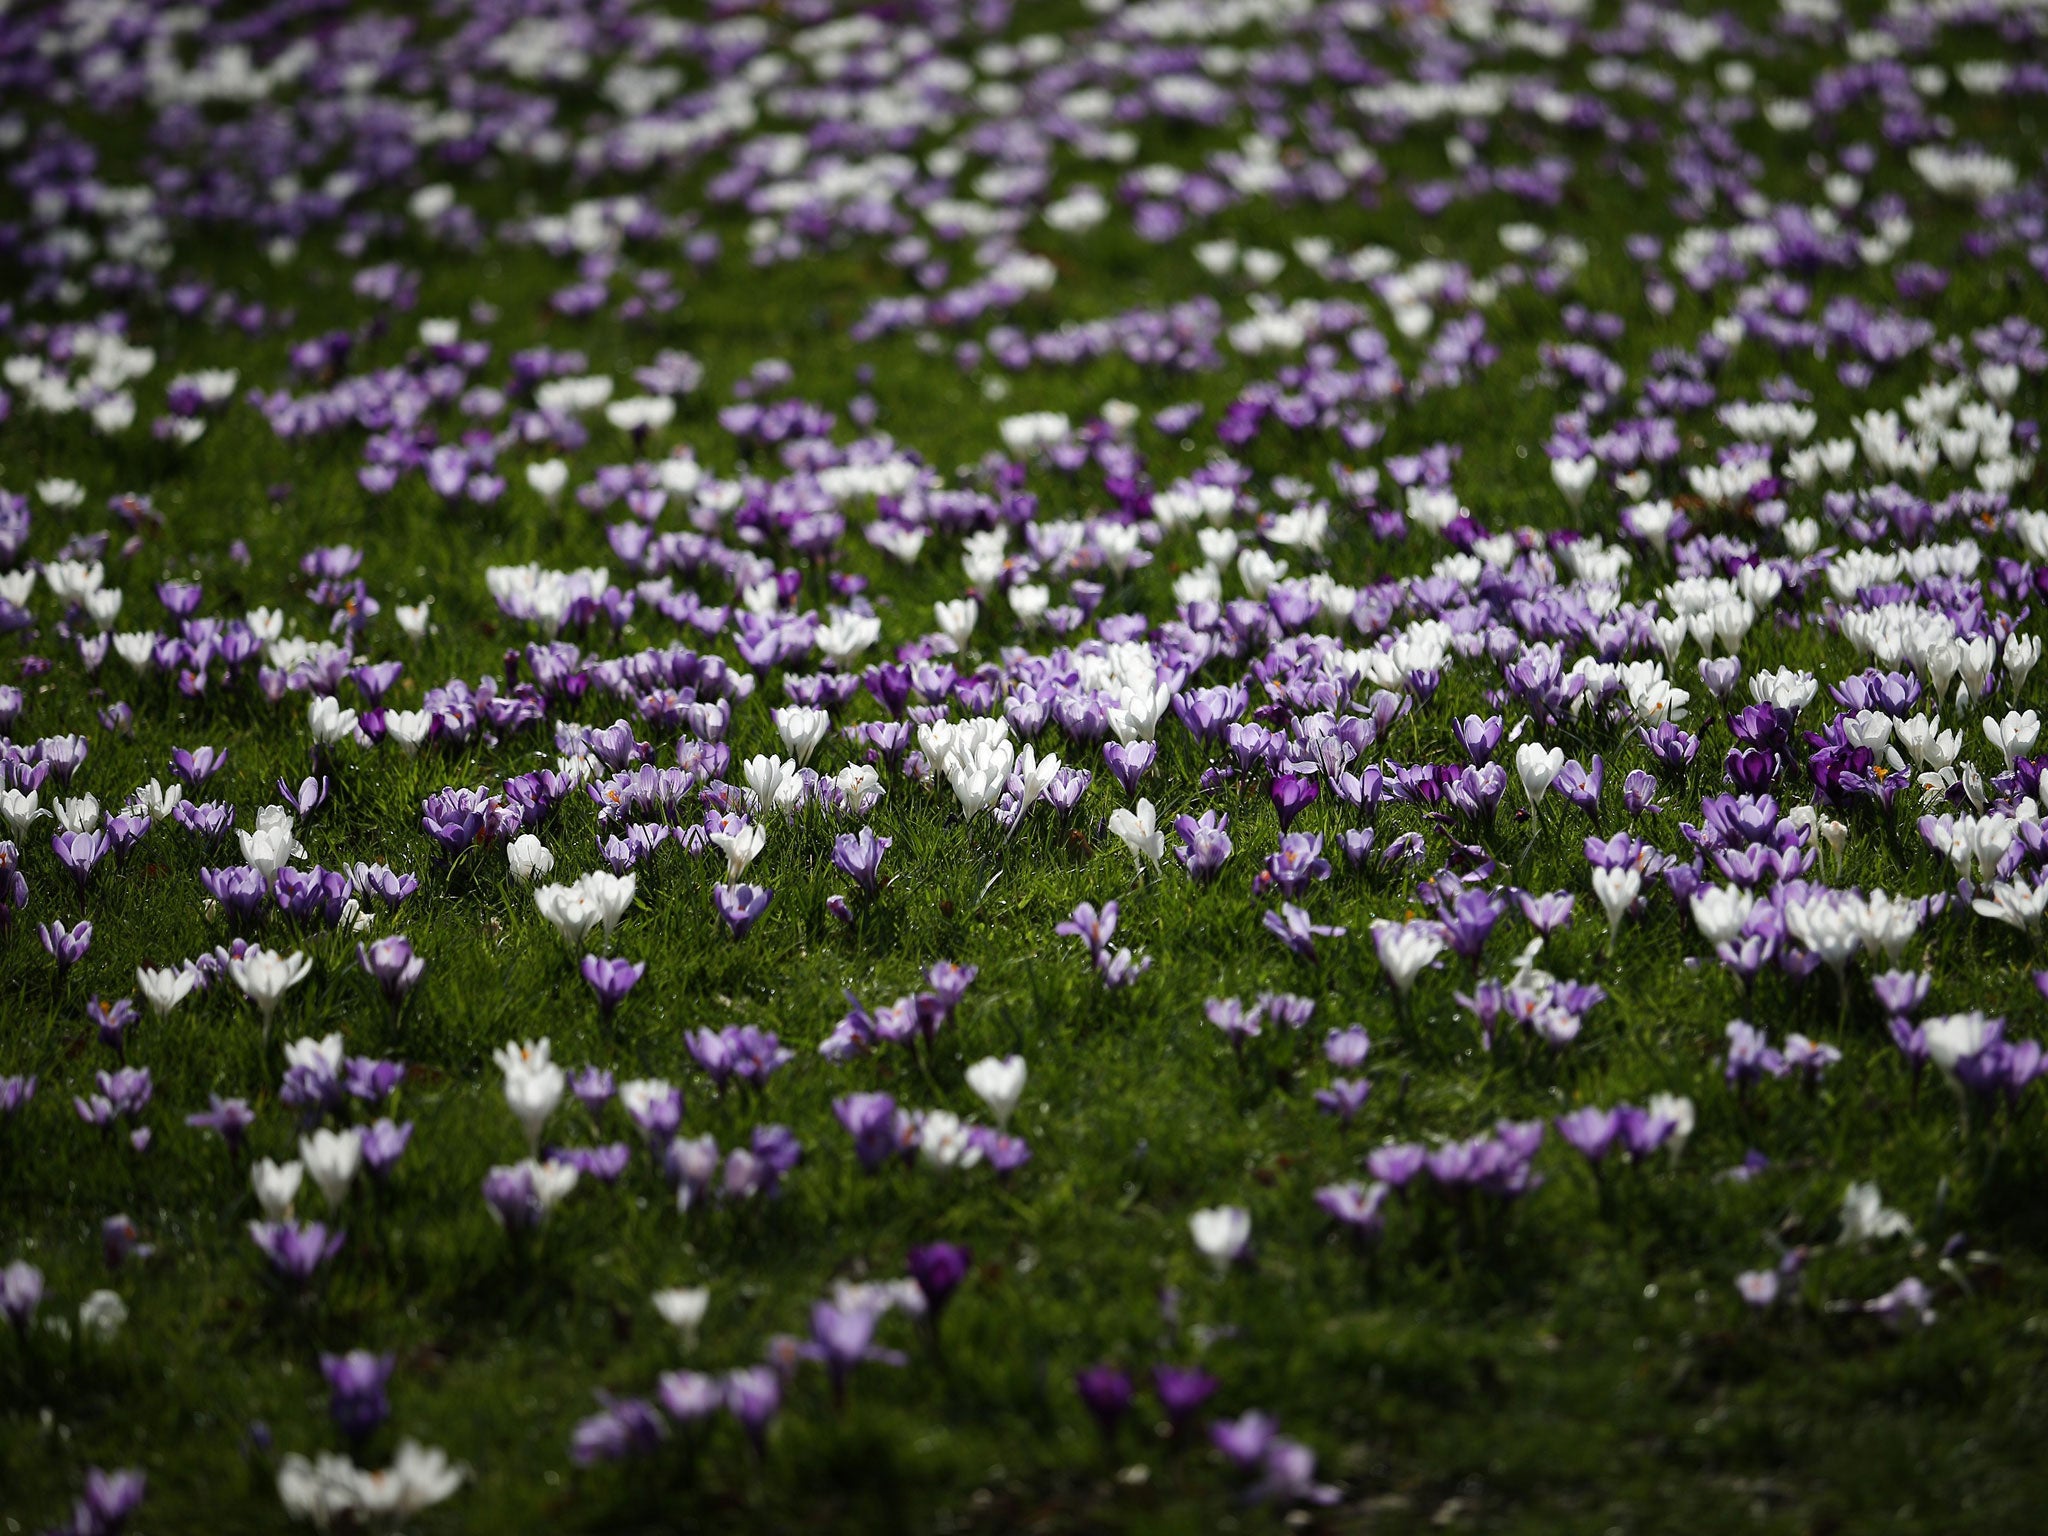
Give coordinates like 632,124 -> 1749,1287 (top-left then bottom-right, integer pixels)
964,1055 -> 1027,1129
307,695 -> 359,745
228,947 -> 313,1035
1514,742 -> 1564,805
773,705 -> 831,766
252,1158 -> 304,1221
1591,866 -> 1642,952
137,964 -> 199,1017
1107,798 -> 1164,870
507,833 -> 554,883
300,1128 -> 363,1209
496,1040 -> 564,1153
652,1287 -> 711,1349
709,821 -> 766,881
1189,1206 -> 1252,1272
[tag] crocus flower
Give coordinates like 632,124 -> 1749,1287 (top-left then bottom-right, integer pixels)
964,1055 -> 1026,1128
322,1351 -> 395,1442
906,1243 -> 972,1327
1152,1364 -> 1218,1430
1270,774 -> 1317,832
39,918 -> 92,977
1264,903 -> 1344,960
571,1395 -> 668,1465
227,946 -> 313,1038
248,1220 -> 345,1286
831,827 -> 890,897
580,954 -> 646,1020
1370,919 -> 1444,995
712,882 -> 772,939
1074,1365 -> 1134,1438
357,936 -> 423,1007
185,1095 -> 255,1156
1,1259 -> 43,1333
1189,1206 -> 1251,1271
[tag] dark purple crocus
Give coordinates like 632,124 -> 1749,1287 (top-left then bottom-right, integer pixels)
357,935 -> 424,1007
248,1220 -> 344,1286
831,827 -> 890,897
1270,774 -> 1318,832
835,1092 -> 909,1173
1152,1364 -> 1218,1430
712,882 -> 772,939
907,1242 -> 972,1328
39,918 -> 92,977
1438,889 -> 1505,967
321,1350 -> 395,1441
1075,1364 -> 1135,1439
581,954 -> 646,1020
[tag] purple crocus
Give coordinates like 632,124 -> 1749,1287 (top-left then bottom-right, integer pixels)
321,1350 -> 395,1441
712,882 -> 772,939
580,954 -> 646,1020
1314,1077 -> 1373,1122
71,1468 -> 147,1535
906,1242 -> 972,1328
831,828 -> 890,897
806,1300 -> 905,1404
360,1118 -> 414,1181
1261,832 -> 1331,898
1515,889 -> 1576,935
1103,739 -> 1157,794
571,1394 -> 668,1465
247,1220 -> 344,1286
39,918 -> 92,976
170,745 -> 228,786
1172,810 -> 1232,883
1555,1106 -> 1621,1163
1270,774 -> 1318,832
1074,1364 -> 1134,1439
724,1366 -> 781,1453
2,1259 -> 44,1333
1263,903 -> 1344,960
357,935 -> 424,1007
185,1095 -> 255,1156
1152,1364 -> 1218,1430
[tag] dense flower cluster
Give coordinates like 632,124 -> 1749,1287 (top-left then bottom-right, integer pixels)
2,0 -> 2047,1524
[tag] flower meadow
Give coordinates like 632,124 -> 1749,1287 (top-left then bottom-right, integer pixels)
3,0 -> 2048,1530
